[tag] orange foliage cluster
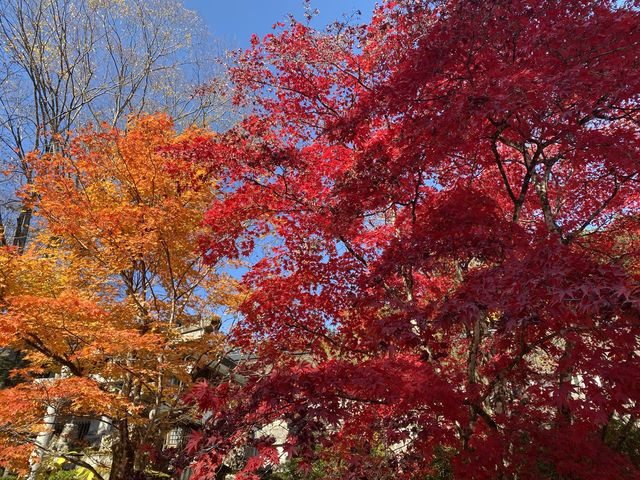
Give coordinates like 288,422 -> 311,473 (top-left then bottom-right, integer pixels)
0,115 -> 236,474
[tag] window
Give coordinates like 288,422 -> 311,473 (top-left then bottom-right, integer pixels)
165,428 -> 183,448
76,420 -> 91,440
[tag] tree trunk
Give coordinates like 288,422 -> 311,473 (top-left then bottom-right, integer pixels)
109,420 -> 136,480
12,206 -> 32,254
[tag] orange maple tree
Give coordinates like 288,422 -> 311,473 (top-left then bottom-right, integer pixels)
0,115 -> 235,480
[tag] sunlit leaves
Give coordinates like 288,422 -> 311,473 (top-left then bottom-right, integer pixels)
185,1 -> 640,479
0,115 -> 233,475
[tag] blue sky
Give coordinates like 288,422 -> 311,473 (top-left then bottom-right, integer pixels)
183,0 -> 375,47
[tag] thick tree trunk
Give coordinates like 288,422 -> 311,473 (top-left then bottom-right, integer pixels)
557,340 -> 575,424
109,420 -> 136,480
12,206 -> 32,254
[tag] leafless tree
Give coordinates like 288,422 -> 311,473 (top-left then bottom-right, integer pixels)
0,0 -> 233,251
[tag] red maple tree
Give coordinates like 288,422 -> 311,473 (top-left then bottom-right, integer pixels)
181,1 -> 640,478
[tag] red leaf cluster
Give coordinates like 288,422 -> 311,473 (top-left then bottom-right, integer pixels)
177,1 -> 640,478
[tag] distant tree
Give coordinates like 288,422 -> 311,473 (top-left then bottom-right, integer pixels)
181,0 -> 640,479
0,0 -> 232,252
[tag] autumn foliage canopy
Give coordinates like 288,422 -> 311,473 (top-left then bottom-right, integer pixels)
0,116 -> 231,479
178,0 -> 640,479
0,0 -> 639,479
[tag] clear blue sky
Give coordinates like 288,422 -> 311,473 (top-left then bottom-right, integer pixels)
183,0 -> 375,47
